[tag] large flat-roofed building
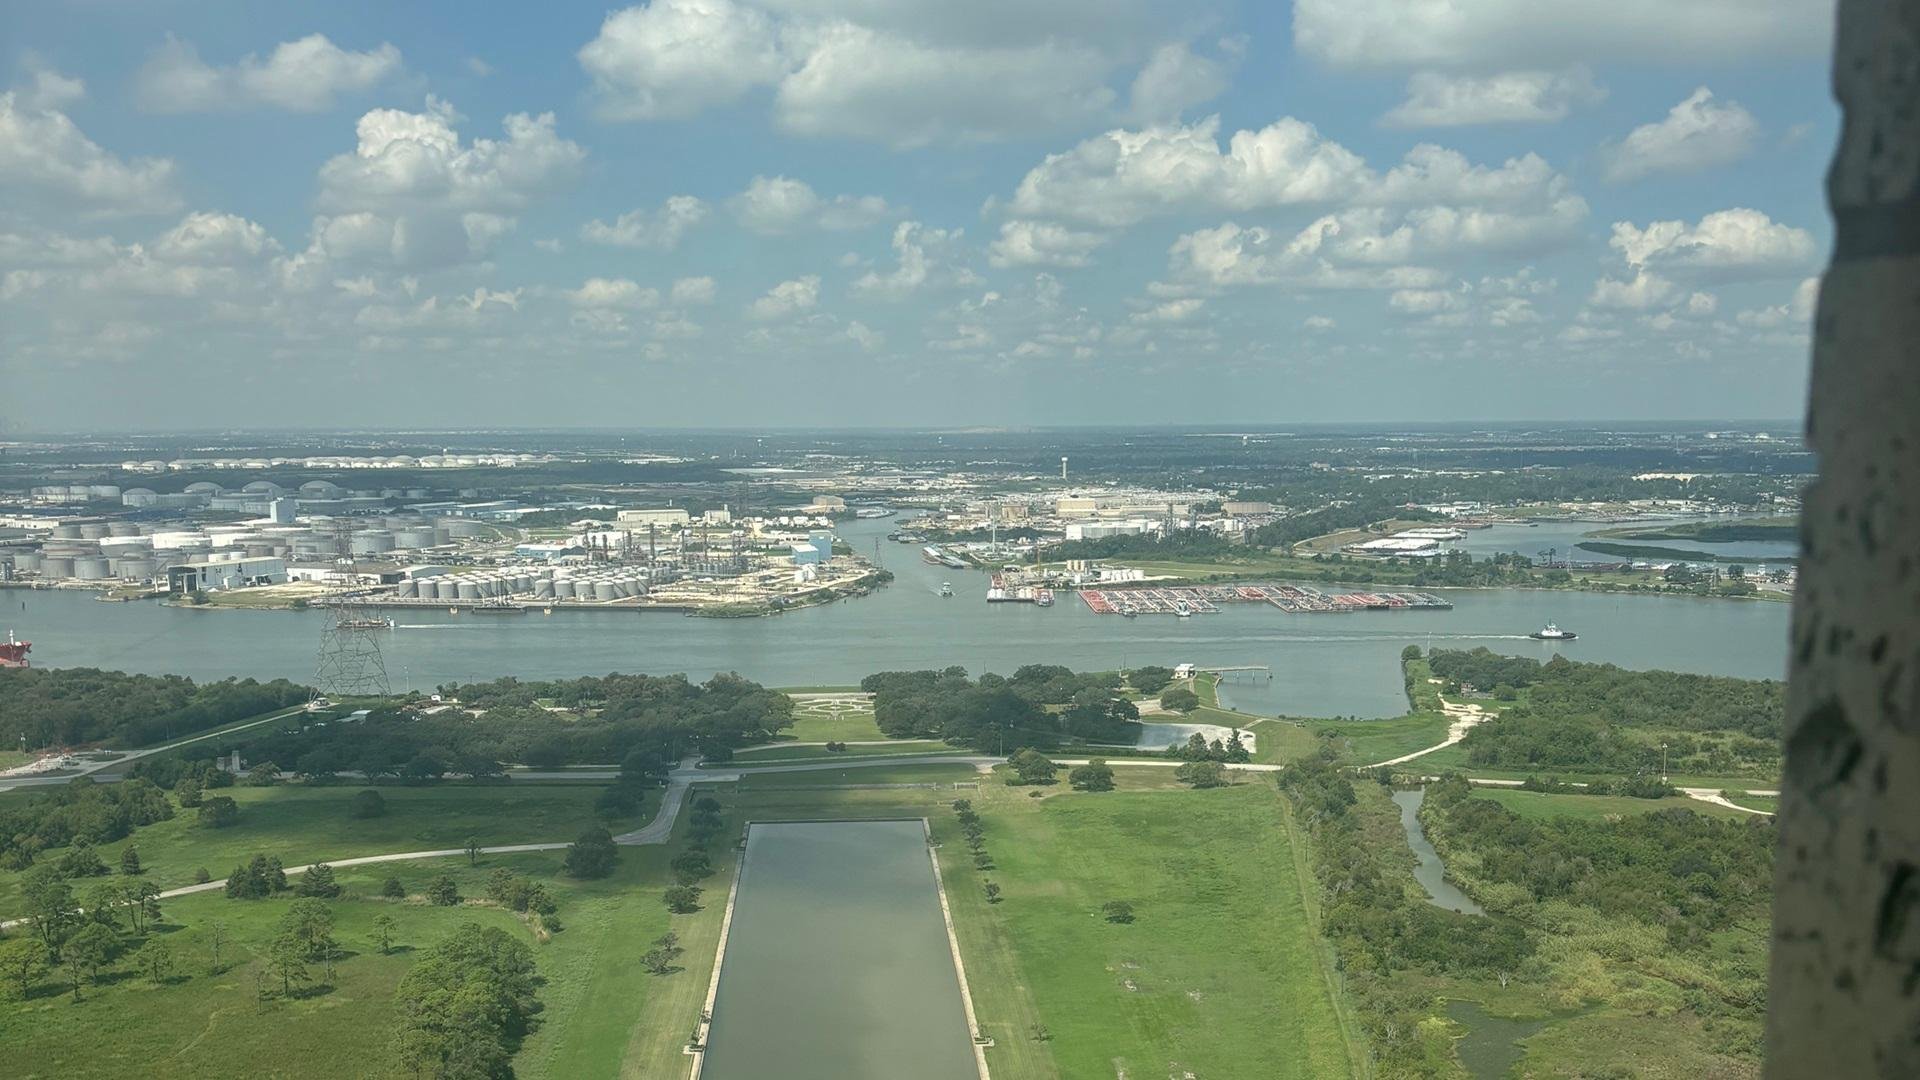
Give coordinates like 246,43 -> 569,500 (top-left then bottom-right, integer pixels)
167,556 -> 288,592
617,508 -> 691,527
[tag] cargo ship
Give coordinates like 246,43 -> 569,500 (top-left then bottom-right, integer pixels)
1,630 -> 30,668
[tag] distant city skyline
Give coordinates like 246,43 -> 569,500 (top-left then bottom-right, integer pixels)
0,1 -> 1836,430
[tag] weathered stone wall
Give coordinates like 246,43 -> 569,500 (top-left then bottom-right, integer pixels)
1769,1 -> 1920,1075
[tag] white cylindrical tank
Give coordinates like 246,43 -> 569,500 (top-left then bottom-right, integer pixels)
40,557 -> 76,578
396,580 -> 418,598
593,581 -> 618,602
533,579 -> 554,598
457,581 -> 481,601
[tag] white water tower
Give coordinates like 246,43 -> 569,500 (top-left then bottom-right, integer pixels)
1060,456 -> 1068,481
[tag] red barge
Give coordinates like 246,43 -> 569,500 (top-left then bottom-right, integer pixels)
1,631 -> 30,668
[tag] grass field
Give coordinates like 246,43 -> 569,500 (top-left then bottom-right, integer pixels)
0,783 -> 645,917
779,709 -> 886,744
0,850 -> 671,1080
7,761 -> 1356,1078
1469,787 -> 1752,821
973,784 -> 1353,1078
1729,794 -> 1778,814
1308,713 -> 1452,765
662,772 -> 1354,1079
728,762 -> 984,790
732,740 -> 953,763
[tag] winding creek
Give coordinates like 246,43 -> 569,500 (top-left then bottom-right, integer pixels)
1391,787 -> 1483,915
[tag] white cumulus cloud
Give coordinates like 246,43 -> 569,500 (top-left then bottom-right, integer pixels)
581,195 -> 710,250
1293,0 -> 1832,69
1609,208 -> 1816,280
136,33 -> 404,113
1382,68 -> 1604,127
750,274 -> 820,320
1601,87 -> 1759,182
0,92 -> 180,219
729,175 -> 892,233
987,220 -> 1108,268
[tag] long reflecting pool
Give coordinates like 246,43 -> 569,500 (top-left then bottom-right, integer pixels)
700,820 -> 980,1080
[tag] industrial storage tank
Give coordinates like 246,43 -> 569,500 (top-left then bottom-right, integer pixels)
552,579 -> 576,599
593,581 -> 618,602
457,581 -> 481,601
513,574 -> 533,593
533,579 -> 554,598
396,580 -> 418,598
112,556 -> 156,579
394,528 -> 437,549
109,522 -> 141,537
72,556 -> 111,580
442,520 -> 491,539
40,557 -> 75,578
52,524 -> 83,540
78,523 -> 110,540
12,551 -> 43,573
349,531 -> 396,555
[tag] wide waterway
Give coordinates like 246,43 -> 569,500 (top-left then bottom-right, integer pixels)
4,518 -> 1789,718
700,820 -> 979,1080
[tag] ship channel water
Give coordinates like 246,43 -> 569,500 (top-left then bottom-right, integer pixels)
6,518 -> 1789,718
699,820 -> 979,1080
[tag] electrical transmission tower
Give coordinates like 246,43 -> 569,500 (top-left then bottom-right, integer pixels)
310,521 -> 389,700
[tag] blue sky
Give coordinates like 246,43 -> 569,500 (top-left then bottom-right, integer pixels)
0,1 -> 1838,431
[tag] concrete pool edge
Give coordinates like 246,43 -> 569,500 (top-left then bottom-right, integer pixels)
922,816 -> 994,1080
685,840 -> 748,1079
688,818 -> 991,1080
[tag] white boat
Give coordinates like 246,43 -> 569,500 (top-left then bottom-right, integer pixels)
1529,622 -> 1577,640
939,582 -> 953,597
1174,599 -> 1192,618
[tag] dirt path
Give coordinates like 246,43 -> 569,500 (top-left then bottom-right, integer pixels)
1363,696 -> 1493,769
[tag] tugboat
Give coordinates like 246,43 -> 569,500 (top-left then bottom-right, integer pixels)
0,630 -> 31,668
939,582 -> 954,597
1035,588 -> 1054,608
338,615 -> 396,630
1529,622 -> 1577,640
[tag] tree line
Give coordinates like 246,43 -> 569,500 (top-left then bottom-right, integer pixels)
1426,647 -> 1783,777
0,667 -> 306,751
861,664 -> 1143,750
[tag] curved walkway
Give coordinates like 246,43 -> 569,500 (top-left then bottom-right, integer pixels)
1362,696 -> 1493,769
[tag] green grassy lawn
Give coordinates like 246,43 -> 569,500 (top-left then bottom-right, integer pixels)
732,740 -> 952,763
1729,795 -> 1778,814
728,762 -> 983,790
1308,713 -> 1453,765
778,710 -> 886,744
969,784 -> 1353,1078
1244,718 -> 1322,764
0,750 -> 32,770
1469,787 -> 1752,821
0,851 -> 661,1080
0,783 -> 643,918
9,765 -> 1356,1079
